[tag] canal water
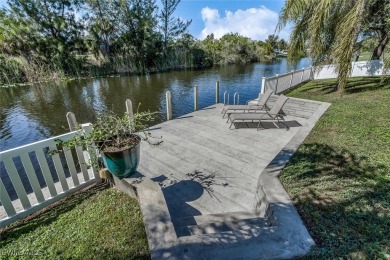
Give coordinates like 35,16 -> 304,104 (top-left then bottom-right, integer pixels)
0,58 -> 310,200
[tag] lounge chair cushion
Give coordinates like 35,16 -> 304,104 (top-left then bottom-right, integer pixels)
224,105 -> 264,111
229,113 -> 275,121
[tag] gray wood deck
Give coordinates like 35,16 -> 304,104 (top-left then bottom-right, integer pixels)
137,102 -> 317,219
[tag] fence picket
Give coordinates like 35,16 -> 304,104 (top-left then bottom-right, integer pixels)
20,153 -> 45,203
3,158 -> 31,210
49,144 -> 69,192
35,149 -> 58,197
75,146 -> 90,182
0,179 -> 16,217
63,148 -> 80,187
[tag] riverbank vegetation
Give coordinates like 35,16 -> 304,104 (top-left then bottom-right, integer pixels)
0,0 -> 287,86
282,76 -> 390,258
0,185 -> 150,259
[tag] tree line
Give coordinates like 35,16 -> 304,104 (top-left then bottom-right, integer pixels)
0,0 -> 287,85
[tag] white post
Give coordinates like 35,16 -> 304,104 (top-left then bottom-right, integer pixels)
166,91 -> 172,120
66,112 -> 77,131
215,81 -> 220,104
261,76 -> 266,93
289,70 -> 295,90
125,99 -> 134,119
300,67 -> 305,83
275,74 -> 280,94
194,86 -> 198,111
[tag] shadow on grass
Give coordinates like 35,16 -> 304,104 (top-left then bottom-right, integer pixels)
298,76 -> 390,95
345,76 -> 390,94
0,183 -> 108,244
281,143 -> 389,259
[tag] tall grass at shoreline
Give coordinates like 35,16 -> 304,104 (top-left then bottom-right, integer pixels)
0,53 -> 202,86
0,45 -> 274,87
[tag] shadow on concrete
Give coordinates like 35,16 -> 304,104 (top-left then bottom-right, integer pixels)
200,106 -> 216,110
153,170 -> 231,237
233,120 -> 301,129
146,127 -> 162,131
186,170 -> 220,198
175,115 -> 193,120
161,180 -> 203,220
150,202 -> 313,259
160,179 -> 204,237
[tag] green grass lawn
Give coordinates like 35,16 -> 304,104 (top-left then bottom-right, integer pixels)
282,76 -> 390,259
0,185 -> 149,259
356,51 -> 390,61
356,52 -> 372,61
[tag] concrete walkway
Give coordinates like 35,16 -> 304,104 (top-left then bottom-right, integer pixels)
114,96 -> 331,259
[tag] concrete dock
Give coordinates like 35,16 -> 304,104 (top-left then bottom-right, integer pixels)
116,96 -> 331,259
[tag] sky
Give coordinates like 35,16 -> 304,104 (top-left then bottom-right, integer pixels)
0,0 -> 289,41
175,0 -> 289,40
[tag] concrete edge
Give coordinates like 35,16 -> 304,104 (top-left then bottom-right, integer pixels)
112,175 -> 177,255
256,101 -> 332,256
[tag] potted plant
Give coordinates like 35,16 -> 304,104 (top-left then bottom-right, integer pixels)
60,109 -> 162,179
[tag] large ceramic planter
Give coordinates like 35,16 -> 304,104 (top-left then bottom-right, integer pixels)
101,135 -> 141,179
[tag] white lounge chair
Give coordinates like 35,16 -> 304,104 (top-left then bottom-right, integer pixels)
221,89 -> 274,118
228,94 -> 290,131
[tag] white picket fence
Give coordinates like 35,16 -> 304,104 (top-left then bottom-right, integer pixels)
0,124 -> 100,228
261,67 -> 313,94
261,60 -> 388,94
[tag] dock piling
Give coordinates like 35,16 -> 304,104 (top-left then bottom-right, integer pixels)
66,112 -> 77,131
125,99 -> 134,119
194,86 -> 199,111
166,91 -> 172,120
215,81 -> 220,104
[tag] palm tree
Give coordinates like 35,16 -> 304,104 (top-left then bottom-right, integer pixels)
278,0 -> 390,93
